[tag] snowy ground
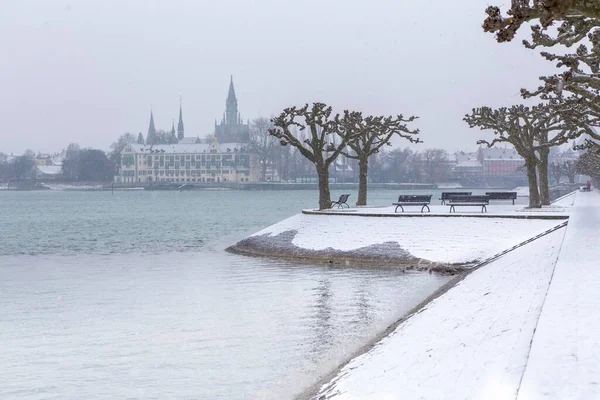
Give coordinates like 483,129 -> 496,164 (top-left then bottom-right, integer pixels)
307,190 -> 600,400
517,190 -> 600,400
237,212 -> 565,266
312,227 -> 566,400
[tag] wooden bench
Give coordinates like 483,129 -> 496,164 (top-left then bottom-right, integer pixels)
447,195 -> 489,213
331,194 -> 351,209
486,191 -> 517,205
440,192 -> 472,205
393,195 -> 432,213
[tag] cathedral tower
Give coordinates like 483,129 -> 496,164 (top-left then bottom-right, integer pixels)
215,76 -> 249,143
177,97 -> 184,140
146,110 -> 157,145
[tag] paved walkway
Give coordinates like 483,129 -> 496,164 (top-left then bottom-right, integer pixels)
517,190 -> 600,400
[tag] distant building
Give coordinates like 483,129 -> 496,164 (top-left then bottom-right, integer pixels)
116,142 -> 258,184
146,110 -> 158,145
177,98 -> 184,141
35,153 -> 63,167
477,147 -> 524,176
214,76 -> 249,143
178,137 -> 202,144
453,159 -> 483,178
31,165 -> 62,180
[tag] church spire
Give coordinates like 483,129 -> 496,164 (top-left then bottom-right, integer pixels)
225,75 -> 238,125
177,96 -> 184,140
146,110 -> 157,145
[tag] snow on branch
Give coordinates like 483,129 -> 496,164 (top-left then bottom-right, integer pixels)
483,0 -> 600,43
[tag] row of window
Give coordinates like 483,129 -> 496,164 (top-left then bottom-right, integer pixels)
126,169 -> 251,177
122,177 -> 251,183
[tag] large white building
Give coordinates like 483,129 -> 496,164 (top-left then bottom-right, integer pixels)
116,142 -> 258,184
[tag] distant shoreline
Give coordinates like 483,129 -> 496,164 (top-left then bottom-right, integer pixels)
1,181 -> 526,192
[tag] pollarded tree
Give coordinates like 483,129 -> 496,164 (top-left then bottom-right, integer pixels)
464,104 -> 580,207
483,1 -> 600,43
340,113 -> 420,206
520,24 -> 600,150
269,103 -> 359,210
576,148 -> 600,184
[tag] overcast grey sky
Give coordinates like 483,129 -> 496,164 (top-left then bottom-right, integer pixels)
0,0 -> 554,155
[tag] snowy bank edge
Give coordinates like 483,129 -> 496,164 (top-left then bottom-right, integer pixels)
295,271 -> 468,400
226,229 -> 464,274
296,222 -> 569,400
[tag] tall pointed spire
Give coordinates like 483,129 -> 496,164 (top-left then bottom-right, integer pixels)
177,96 -> 184,140
225,75 -> 238,125
146,110 -> 157,145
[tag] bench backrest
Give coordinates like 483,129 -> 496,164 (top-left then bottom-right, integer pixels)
397,195 -> 432,203
338,194 -> 350,203
485,192 -> 517,200
441,192 -> 472,200
448,195 -> 489,204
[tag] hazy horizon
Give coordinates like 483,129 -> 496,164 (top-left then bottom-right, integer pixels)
1,0 -> 553,155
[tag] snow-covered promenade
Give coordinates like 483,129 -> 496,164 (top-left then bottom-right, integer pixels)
517,190 -> 600,400
310,190 -> 600,400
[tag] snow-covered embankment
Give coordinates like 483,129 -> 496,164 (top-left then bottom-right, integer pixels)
310,225 -> 567,399
228,212 -> 565,272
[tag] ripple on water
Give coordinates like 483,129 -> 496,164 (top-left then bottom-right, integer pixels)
0,191 -> 452,399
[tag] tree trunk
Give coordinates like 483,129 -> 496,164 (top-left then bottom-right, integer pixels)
316,161 -> 331,210
538,148 -> 550,206
356,157 -> 369,206
260,159 -> 267,181
526,159 -> 541,208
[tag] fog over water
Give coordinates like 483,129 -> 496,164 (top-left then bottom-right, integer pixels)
1,0 -> 553,154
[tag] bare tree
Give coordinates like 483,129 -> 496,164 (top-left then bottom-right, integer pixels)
483,1 -> 600,43
109,133 -> 136,175
340,113 -> 420,205
560,160 -> 578,183
576,149 -> 600,185
464,104 -> 579,207
421,149 -> 450,184
248,117 -> 278,181
550,162 -> 563,184
270,103 -> 358,210
509,13 -> 600,151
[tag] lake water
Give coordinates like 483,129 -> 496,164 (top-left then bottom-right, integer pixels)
0,190 -> 450,399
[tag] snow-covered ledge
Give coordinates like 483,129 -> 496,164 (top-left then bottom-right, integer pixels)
228,208 -> 567,273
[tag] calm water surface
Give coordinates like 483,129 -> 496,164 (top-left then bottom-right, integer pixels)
0,190 -> 450,399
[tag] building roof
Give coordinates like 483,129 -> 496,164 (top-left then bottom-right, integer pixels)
454,151 -> 477,162
455,160 -> 483,168
126,143 -> 247,154
36,165 -> 62,175
178,137 -> 201,144
479,147 -> 523,160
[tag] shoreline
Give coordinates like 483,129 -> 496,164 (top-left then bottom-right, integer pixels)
296,271 -> 469,400
227,231 -> 467,274
227,200 -> 575,399
297,221 -> 570,399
